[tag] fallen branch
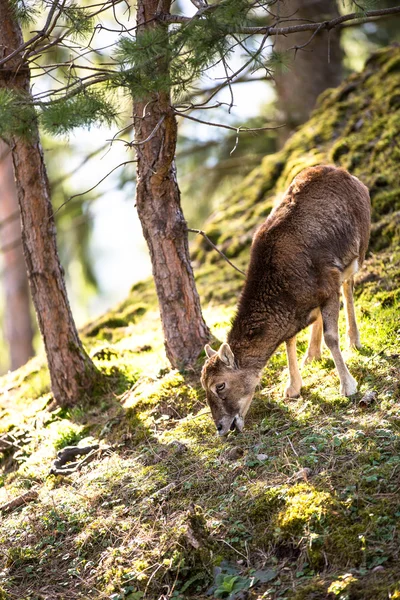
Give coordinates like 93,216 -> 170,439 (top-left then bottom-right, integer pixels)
359,390 -> 377,409
188,228 -> 246,276
50,443 -> 100,476
0,434 -> 22,451
0,490 -> 38,513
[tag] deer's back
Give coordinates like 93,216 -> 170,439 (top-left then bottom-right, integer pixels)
254,165 -> 370,273
241,165 -> 370,314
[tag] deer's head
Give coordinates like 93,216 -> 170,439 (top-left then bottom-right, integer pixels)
201,343 -> 259,436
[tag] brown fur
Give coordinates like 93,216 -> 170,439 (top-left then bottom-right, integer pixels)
201,165 -> 371,436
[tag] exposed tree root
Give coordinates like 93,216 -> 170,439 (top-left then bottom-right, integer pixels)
50,444 -> 100,476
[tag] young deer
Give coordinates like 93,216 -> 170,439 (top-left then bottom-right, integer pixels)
201,165 -> 370,436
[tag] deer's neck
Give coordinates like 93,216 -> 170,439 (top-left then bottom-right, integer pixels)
228,305 -> 292,372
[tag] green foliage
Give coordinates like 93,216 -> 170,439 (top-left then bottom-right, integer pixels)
62,3 -> 94,38
0,89 -> 37,140
348,0 -> 379,13
114,0 -> 252,100
9,0 -> 41,25
40,90 -> 119,135
266,50 -> 291,74
214,574 -> 251,598
53,423 -> 85,450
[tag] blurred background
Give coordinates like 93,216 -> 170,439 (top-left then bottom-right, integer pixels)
1,0 -> 399,374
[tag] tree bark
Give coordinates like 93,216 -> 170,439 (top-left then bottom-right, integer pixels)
133,0 -> 210,368
275,0 -> 343,144
0,1 -> 100,405
0,141 -> 34,370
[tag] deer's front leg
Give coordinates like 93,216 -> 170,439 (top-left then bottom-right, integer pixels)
285,336 -> 303,398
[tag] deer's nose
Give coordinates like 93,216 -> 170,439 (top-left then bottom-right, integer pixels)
217,422 -> 223,432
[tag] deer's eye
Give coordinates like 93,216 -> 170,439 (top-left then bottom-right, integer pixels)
216,383 -> 225,393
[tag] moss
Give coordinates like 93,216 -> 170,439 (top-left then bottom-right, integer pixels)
384,55 -> 400,74
330,139 -> 350,162
276,484 -> 332,537
83,315 -> 128,338
371,189 -> 400,220
52,422 -> 86,450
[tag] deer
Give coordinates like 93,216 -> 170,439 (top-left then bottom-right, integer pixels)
201,165 -> 371,436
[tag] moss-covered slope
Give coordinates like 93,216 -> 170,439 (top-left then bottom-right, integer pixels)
1,46 -> 400,600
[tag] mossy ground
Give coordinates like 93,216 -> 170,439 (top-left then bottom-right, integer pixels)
1,47 -> 400,600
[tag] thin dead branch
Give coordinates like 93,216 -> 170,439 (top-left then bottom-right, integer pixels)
175,111 -> 282,133
0,490 -> 39,513
188,228 -> 246,276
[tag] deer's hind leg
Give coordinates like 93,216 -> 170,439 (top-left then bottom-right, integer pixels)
302,309 -> 323,365
321,294 -> 357,397
285,336 -> 303,398
342,276 -> 361,349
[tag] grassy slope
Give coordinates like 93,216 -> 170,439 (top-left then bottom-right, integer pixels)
1,46 -> 400,600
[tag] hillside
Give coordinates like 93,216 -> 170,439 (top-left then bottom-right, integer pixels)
1,45 -> 400,600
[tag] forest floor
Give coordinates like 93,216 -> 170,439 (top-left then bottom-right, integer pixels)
1,46 -> 400,600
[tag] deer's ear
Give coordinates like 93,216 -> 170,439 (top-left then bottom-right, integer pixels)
219,343 -> 235,368
205,344 -> 217,358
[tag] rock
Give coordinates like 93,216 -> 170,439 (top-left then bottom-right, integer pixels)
256,453 -> 268,461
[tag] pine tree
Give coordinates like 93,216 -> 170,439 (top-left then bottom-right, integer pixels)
0,0 -> 102,406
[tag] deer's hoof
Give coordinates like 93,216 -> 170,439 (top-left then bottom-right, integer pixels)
284,383 -> 302,399
340,376 -> 358,397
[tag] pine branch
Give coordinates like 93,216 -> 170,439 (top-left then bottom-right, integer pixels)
0,0 -> 62,68
163,5 -> 400,34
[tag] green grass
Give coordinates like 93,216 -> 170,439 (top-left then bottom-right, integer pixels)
1,46 -> 400,600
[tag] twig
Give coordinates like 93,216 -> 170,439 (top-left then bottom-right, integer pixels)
52,160 -> 137,218
188,228 -> 245,276
0,490 -> 38,513
287,435 -> 299,457
0,435 -> 22,451
109,116 -> 165,147
175,111 -> 282,133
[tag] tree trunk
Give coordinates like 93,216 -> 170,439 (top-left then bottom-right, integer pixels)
275,0 -> 343,145
0,141 -> 34,370
0,2 -> 100,405
133,0 -> 210,368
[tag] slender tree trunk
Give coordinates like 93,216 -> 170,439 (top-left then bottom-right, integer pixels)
275,0 -> 343,144
0,141 -> 34,370
133,0 -> 210,368
0,1 -> 100,405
